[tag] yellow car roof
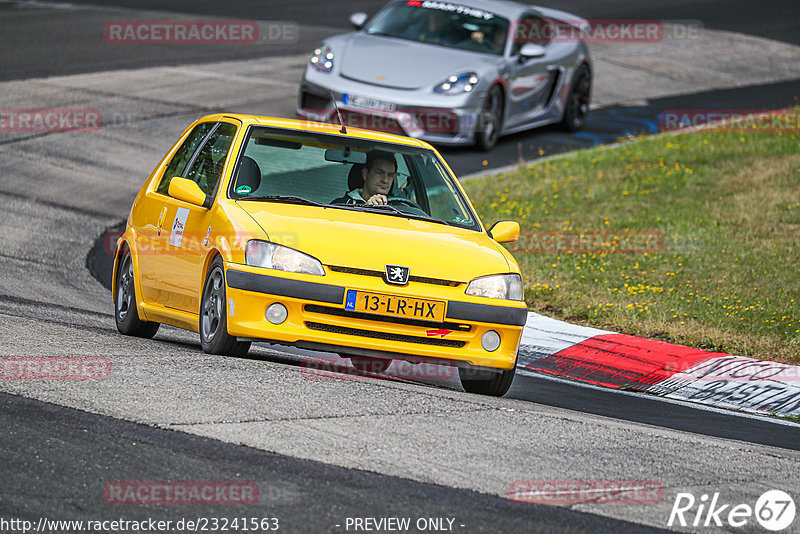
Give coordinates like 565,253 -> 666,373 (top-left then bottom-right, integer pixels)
195,113 -> 433,149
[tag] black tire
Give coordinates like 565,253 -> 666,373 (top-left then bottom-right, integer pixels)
349,356 -> 392,374
459,365 -> 515,397
200,256 -> 251,357
475,85 -> 504,151
560,64 -> 591,132
114,251 -> 160,338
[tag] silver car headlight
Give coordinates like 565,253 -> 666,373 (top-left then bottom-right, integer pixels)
245,241 -> 325,276
434,72 -> 479,94
466,274 -> 523,300
309,44 -> 334,73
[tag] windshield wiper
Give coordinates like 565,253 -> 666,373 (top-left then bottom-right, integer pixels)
239,195 -> 325,207
240,197 -> 460,227
365,30 -> 396,38
337,203 -> 455,226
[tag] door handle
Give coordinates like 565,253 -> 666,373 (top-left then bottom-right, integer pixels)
157,206 -> 167,237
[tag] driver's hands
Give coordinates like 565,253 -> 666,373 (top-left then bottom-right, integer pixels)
366,194 -> 388,205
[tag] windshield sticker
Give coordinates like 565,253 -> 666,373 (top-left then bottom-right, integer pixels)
406,0 -> 496,21
236,185 -> 252,195
169,207 -> 190,248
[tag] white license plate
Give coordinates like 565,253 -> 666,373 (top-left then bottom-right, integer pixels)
343,93 -> 396,112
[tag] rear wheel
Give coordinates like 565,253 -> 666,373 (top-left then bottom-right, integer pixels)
200,256 -> 251,357
475,85 -> 504,151
349,356 -> 392,374
561,64 -> 591,132
459,365 -> 515,397
114,251 -> 159,338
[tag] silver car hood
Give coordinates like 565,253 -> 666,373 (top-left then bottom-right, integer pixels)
338,33 -> 496,90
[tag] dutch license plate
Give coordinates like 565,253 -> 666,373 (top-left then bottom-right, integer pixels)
344,290 -> 445,322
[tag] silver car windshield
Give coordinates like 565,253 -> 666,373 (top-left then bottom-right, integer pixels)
229,127 -> 481,231
365,1 -> 509,56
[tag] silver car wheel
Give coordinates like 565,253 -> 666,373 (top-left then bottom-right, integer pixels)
201,266 -> 225,342
116,256 -> 133,321
477,85 -> 503,150
564,66 -> 591,131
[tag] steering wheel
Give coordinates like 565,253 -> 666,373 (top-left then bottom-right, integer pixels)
387,196 -> 428,216
388,197 -> 420,208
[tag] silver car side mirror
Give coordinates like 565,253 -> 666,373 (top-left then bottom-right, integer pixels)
350,12 -> 368,30
519,43 -> 546,60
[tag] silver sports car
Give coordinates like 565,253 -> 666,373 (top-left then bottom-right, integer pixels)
297,0 -> 592,150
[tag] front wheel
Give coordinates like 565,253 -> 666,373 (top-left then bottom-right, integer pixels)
200,256 -> 251,357
561,64 -> 591,132
114,251 -> 159,338
475,85 -> 504,151
459,365 -> 515,396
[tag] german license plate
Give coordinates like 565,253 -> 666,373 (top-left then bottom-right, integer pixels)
345,290 -> 445,322
343,93 -> 397,112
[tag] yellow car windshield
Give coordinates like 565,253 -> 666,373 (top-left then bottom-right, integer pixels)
228,127 -> 480,231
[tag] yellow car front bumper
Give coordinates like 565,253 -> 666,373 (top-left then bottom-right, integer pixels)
223,263 -> 527,371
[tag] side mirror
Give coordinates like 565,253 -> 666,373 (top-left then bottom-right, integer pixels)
488,221 -> 520,243
349,12 -> 368,30
168,177 -> 208,208
519,43 -> 546,60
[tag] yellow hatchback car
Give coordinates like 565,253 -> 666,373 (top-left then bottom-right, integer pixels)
113,113 -> 527,396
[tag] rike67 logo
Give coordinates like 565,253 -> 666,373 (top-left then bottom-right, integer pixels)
668,490 -> 795,531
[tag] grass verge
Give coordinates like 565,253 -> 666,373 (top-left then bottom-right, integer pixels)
463,115 -> 800,363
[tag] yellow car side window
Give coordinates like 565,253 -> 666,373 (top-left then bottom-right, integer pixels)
184,123 -> 237,195
156,122 -> 215,195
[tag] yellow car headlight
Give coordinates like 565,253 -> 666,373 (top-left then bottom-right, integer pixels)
245,240 -> 325,276
465,274 -> 523,301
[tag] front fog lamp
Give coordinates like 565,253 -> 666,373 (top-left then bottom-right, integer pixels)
465,274 -> 523,301
434,72 -> 479,94
266,303 -> 288,325
245,240 -> 325,276
310,44 -> 334,72
481,330 -> 501,352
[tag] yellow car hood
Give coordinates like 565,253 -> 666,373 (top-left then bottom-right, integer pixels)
237,202 -> 512,282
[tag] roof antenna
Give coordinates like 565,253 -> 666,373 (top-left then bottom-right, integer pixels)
329,90 -> 347,134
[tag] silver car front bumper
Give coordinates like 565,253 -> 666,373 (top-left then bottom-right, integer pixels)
297,70 -> 487,146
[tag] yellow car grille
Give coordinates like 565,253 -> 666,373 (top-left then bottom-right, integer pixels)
305,322 -> 466,348
327,265 -> 461,287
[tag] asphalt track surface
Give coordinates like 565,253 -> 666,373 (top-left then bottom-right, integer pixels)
0,391 -> 672,533
2,0 -> 800,532
2,0 -> 799,81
